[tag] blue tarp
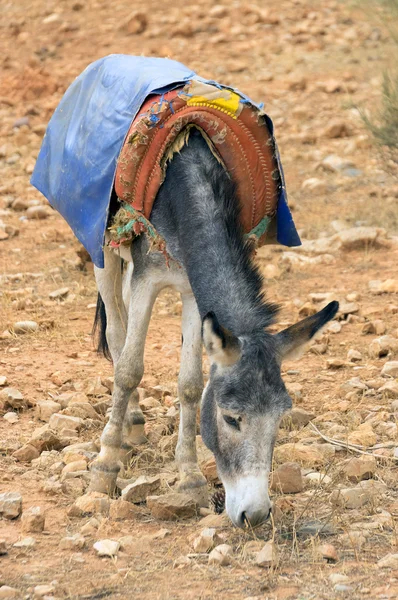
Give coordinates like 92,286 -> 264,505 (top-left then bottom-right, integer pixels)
31,54 -> 300,267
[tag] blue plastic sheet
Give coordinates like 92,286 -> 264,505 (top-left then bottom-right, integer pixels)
31,54 -> 300,267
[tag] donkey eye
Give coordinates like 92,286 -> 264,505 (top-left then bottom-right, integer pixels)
223,415 -> 241,430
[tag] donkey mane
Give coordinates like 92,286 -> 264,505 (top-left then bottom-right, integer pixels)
152,130 -> 279,336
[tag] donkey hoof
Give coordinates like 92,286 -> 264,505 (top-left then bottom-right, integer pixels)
89,462 -> 119,495
178,473 -> 209,508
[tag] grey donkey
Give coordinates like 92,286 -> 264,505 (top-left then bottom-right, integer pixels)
91,130 -> 339,527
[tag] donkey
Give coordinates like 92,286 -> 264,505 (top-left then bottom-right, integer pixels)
91,130 -> 338,528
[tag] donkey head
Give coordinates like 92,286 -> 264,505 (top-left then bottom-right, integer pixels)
200,301 -> 338,528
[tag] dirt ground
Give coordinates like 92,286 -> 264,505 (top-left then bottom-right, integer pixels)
1,0 -> 398,598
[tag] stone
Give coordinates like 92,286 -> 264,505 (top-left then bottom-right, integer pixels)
0,491 -> 22,519
109,499 -> 139,520
208,544 -> 233,566
326,359 -> 347,369
59,533 -> 86,550
198,512 -> 229,528
0,539 -> 7,555
12,443 -> 40,462
382,361 -> 398,377
321,154 -> 354,173
0,387 -> 24,409
377,553 -> 398,568
379,380 -> 398,398
49,413 -> 84,433
80,517 -> 100,536
362,320 -> 386,335
347,349 -> 362,362
63,402 -> 100,420
121,475 -> 161,503
21,506 -> 45,533
347,422 -> 377,447
296,519 -> 336,539
330,481 -> 386,509
33,585 -> 55,597
48,287 -> 69,300
370,279 -> 398,294
343,456 -> 377,482
35,400 -> 62,421
336,226 -> 387,250
255,541 -> 278,568
12,320 -> 39,334
0,587 -> 19,599
93,539 -> 120,557
301,177 -> 327,193
73,492 -> 110,516
318,543 -> 338,562
263,264 -> 280,279
13,537 -> 36,548
3,412 -> 18,424
282,406 -> 313,429
26,206 -> 49,220
270,462 -> 304,494
201,457 -> 219,483
0,376 -> 7,386
61,460 -> 87,480
305,472 -> 332,486
119,11 -> 147,34
274,443 -> 334,467
192,528 -> 220,553
322,119 -> 352,139
327,321 -> 342,334
30,425 -> 62,452
329,574 -> 349,585
146,493 -> 198,520
369,335 -> 398,358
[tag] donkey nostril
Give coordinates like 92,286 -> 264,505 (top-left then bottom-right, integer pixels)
240,511 -> 248,527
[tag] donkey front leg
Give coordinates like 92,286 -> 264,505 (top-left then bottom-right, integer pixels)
90,274 -> 158,495
175,293 -> 208,507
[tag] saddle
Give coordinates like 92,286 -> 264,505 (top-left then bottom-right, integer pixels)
112,80 -> 281,250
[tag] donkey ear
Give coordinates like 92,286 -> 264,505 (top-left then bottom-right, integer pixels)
275,301 -> 339,362
202,312 -> 241,367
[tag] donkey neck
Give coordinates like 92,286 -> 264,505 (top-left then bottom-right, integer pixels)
152,132 -> 277,337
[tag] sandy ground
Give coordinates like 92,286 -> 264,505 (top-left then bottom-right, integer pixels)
1,0 -> 398,598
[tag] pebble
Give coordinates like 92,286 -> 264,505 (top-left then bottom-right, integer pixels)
0,539 -> 7,555
296,519 -> 336,539
13,537 -> 36,548
347,349 -> 362,362
21,506 -> 45,533
121,475 -> 161,503
379,380 -> 398,398
362,320 -> 386,335
33,585 -> 55,597
377,553 -> 398,568
382,361 -> 398,377
369,335 -> 398,358
109,499 -> 140,520
318,543 -> 338,562
72,492 -> 110,516
12,320 -> 39,334
329,574 -> 350,585
26,206 -> 49,220
3,412 -> 18,424
343,456 -> 377,482
347,422 -> 377,446
0,491 -> 22,519
119,10 -> 147,34
0,376 -> 7,386
0,587 -> 19,599
0,387 -> 24,409
334,584 -> 353,593
255,541 -> 278,568
13,444 -> 40,462
146,493 -> 198,521
59,533 -> 86,550
93,539 -> 120,557
270,462 -> 304,494
330,480 -> 386,509
192,528 -> 220,553
274,442 -> 334,467
282,406 -> 313,428
48,413 -> 84,432
36,400 -> 62,422
48,287 -> 69,300
208,544 -> 232,566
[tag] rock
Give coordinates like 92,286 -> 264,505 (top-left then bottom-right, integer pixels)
382,361 -> 398,377
379,380 -> 398,398
301,177 -> 327,193
146,493 -> 198,521
282,406 -> 313,429
0,387 -> 24,409
11,198 -> 29,211
0,587 -> 19,599
61,460 -> 87,480
12,443 -> 40,462
274,443 -> 334,467
0,491 -> 22,519
318,542 -> 338,562
119,11 -> 147,34
208,544 -> 233,566
26,206 -> 49,220
327,321 -> 342,334
347,422 -> 377,447
13,537 -> 36,548
0,539 -> 7,555
326,359 -> 347,369
35,400 -> 62,421
337,226 -> 387,250
0,376 -> 7,386
362,320 -> 386,335
378,553 -> 398,568
59,533 -> 86,550
12,320 -> 39,334
298,302 -> 317,317
80,517 -> 101,536
30,425 -> 62,452
370,279 -> 398,294
193,528 -> 220,553
48,287 -> 69,300
93,539 -> 120,557
198,513 -> 229,528
64,402 -> 100,420
3,411 -> 18,424
21,506 -> 45,533
343,456 -> 377,482
33,585 -> 55,597
72,492 -> 110,516
296,519 -> 336,539
255,541 -> 278,568
322,119 -> 352,139
49,413 -> 84,432
347,349 -> 362,362
201,457 -> 219,483
305,472 -> 332,486
329,574 -> 349,585
369,335 -> 398,358
121,475 -> 161,503
270,462 -> 304,494
109,499 -> 139,520
330,481 -> 386,509
263,264 -> 280,279
321,154 -> 354,173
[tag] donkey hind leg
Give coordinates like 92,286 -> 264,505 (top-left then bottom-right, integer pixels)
90,271 -> 158,494
175,293 -> 208,507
